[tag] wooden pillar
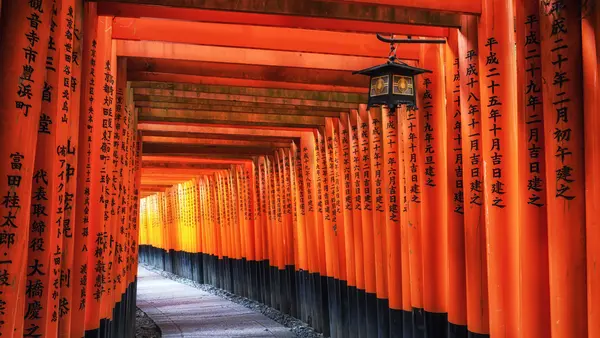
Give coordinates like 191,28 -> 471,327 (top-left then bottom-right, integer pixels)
58,0 -> 81,335
457,15 -> 489,337
0,1 -> 52,336
337,116 -> 358,338
402,101 -> 425,337
478,0 -> 520,336
583,2 -> 600,337
325,120 -> 343,337
358,106 -> 378,338
348,110 -> 367,338
418,42 -> 448,337
539,1 -> 588,337
515,1 -> 551,337
84,14 -> 110,334
381,106 -> 403,337
398,108 -> 412,337
444,28 -> 468,337
367,108 -> 389,338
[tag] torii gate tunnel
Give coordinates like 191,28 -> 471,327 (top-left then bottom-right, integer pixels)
0,0 -> 599,338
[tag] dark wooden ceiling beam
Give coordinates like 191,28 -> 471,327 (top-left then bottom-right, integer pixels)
142,143 -> 278,157
127,72 -> 366,93
133,95 -> 345,113
126,58 -> 369,88
130,81 -> 366,103
142,161 -> 233,170
138,121 -> 316,137
141,130 -> 299,143
135,103 -> 341,117
138,110 -> 326,128
116,40 -> 392,71
142,135 -> 292,148
133,89 -> 356,110
112,18 -> 422,59
97,1 -> 459,29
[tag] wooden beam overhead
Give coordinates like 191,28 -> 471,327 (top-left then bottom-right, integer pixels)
113,18 -> 422,59
130,82 -> 366,103
128,72 -> 366,93
133,88 -> 357,110
116,40 -> 400,70
140,184 -> 171,190
127,58 -> 369,87
141,130 -> 298,143
142,161 -> 233,170
141,168 -> 231,176
142,135 -> 292,148
97,2 -> 453,33
138,122 -> 312,137
142,143 -> 278,157
142,156 -> 253,165
138,108 -> 327,128
134,100 -> 342,117
322,0 -> 480,14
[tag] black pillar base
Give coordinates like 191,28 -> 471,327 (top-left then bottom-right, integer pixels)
424,311 -> 448,338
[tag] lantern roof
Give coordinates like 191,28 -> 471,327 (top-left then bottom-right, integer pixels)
353,60 -> 432,77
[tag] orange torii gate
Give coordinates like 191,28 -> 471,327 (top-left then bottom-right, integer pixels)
1,1 -> 600,338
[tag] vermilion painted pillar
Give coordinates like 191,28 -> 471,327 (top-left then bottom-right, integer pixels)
58,0 -> 81,335
444,28 -> 467,338
381,106 -> 403,337
402,101 -> 424,338
515,1 -> 551,337
539,1 -> 588,337
358,106 -> 378,338
583,2 -> 600,337
323,119 -> 344,337
457,15 -> 489,337
0,1 -> 52,336
337,117 -> 358,338
397,108 -> 413,338
85,13 -> 110,335
348,110 -> 367,338
478,0 -> 520,336
418,42 -> 448,337
367,108 -> 389,338
22,0 -> 59,336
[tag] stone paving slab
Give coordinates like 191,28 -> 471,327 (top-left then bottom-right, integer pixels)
137,267 -> 296,338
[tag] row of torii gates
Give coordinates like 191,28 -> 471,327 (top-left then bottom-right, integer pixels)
1,0 -> 599,338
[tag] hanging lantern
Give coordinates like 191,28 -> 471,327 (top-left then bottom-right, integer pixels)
353,35 -> 438,111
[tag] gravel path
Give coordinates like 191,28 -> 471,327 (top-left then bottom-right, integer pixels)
136,307 -> 162,338
137,265 -> 322,338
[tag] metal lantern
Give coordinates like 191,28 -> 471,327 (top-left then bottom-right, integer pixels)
353,35 -> 438,111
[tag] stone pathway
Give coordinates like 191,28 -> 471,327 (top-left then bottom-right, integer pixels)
136,267 -> 296,338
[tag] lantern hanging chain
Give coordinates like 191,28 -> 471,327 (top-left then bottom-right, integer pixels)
388,34 -> 397,62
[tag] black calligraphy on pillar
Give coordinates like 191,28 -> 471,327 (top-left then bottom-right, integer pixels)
407,108 -> 420,204
371,116 -> 384,217
361,122 -> 373,210
421,77 -> 436,189
482,36 -> 506,209
452,57 -> 464,214
465,49 -> 483,207
543,0 -> 575,201
327,133 -> 339,234
295,147 -> 305,217
341,129 -> 352,213
25,166 -> 49,331
523,13 -> 545,207
385,110 -> 399,223
351,125 -> 362,211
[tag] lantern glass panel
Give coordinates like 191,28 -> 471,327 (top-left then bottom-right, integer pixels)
392,75 -> 414,96
370,75 -> 389,97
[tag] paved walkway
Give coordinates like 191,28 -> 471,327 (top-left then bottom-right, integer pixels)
136,267 -> 296,338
